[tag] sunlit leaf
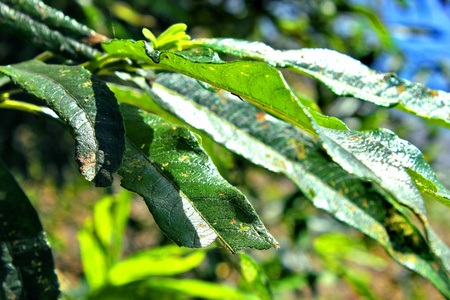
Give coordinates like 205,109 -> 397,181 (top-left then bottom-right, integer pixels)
309,119 -> 450,273
193,38 -> 450,128
0,60 -> 125,187
238,253 -> 272,300
119,104 -> 278,252
78,219 -> 108,290
102,39 -> 348,136
93,191 -> 132,263
89,278 -> 257,300
108,245 -> 206,285
149,73 -> 450,297
0,160 -> 60,299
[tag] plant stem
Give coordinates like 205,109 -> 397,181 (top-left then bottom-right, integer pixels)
0,99 -> 60,121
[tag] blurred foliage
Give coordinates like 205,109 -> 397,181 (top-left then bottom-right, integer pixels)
1,0 -> 449,299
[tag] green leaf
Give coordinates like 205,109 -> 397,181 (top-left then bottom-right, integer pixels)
139,278 -> 257,300
1,0 -> 107,44
238,253 -> 272,300
93,191 -> 132,264
150,73 -> 450,298
0,159 -> 60,299
0,1 -> 101,60
78,191 -> 132,290
78,218 -> 109,290
118,104 -> 278,252
89,278 -> 257,300
0,60 -> 125,187
193,38 -> 450,128
309,120 -> 450,273
101,39 -> 348,136
108,245 -> 206,285
314,125 -> 450,207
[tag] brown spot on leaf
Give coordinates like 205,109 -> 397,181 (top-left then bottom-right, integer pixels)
256,111 -> 267,122
362,198 -> 369,208
82,32 -> 108,45
230,219 -> 237,225
77,151 -> 97,176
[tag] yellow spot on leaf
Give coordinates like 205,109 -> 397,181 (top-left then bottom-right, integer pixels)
239,223 -> 251,232
396,85 -> 405,94
179,155 -> 190,162
287,139 -> 306,160
182,173 -> 189,177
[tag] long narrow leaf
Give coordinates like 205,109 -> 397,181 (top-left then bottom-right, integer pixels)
89,278 -> 257,300
148,73 -> 450,297
107,245 -> 206,285
193,38 -> 450,128
0,160 -> 60,299
0,2 -> 101,60
308,118 -> 450,272
0,60 -> 125,187
1,0 -> 107,44
119,104 -> 278,252
102,39 -> 348,136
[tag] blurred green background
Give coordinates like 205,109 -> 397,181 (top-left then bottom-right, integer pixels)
1,0 -> 449,299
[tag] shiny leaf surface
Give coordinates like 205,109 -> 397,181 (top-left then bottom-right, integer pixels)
119,104 -> 278,252
102,39 -> 348,136
150,73 -> 450,297
193,38 -> 450,128
0,60 -> 125,187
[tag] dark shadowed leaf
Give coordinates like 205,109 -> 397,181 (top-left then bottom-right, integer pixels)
193,38 -> 450,129
0,160 -> 60,299
118,104 -> 278,252
0,1 -> 102,60
0,60 -> 125,187
149,73 -> 450,297
2,0 -> 107,45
